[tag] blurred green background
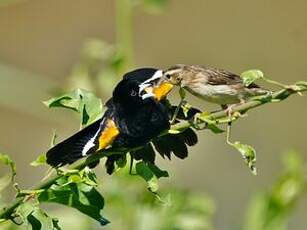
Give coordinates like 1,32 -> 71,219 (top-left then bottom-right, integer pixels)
0,0 -> 307,229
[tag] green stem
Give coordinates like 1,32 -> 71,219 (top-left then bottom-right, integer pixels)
263,77 -> 288,88
0,84 -> 306,221
171,84 -> 306,131
170,99 -> 184,124
226,122 -> 232,145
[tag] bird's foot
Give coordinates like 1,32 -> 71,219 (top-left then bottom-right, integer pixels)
223,104 -> 237,117
223,102 -> 247,120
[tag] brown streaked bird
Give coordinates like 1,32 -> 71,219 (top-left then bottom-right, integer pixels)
163,64 -> 269,111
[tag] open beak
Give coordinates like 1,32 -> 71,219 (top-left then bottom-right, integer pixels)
138,70 -> 174,101
142,82 -> 173,101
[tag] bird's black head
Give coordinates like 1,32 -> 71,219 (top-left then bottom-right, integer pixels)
112,68 -> 173,108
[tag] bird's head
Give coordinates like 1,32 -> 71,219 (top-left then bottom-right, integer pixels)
113,68 -> 173,107
162,64 -> 192,86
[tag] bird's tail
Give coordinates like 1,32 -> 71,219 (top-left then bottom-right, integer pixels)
46,119 -> 102,167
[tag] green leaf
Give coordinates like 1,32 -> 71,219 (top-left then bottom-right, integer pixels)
136,162 -> 155,181
44,89 -> 103,127
30,153 -> 47,167
28,208 -> 55,230
15,202 -> 61,230
57,168 -> 98,187
0,153 -> 16,181
38,177 -> 109,226
81,90 -> 103,126
240,69 -> 264,87
15,202 -> 35,223
67,175 -> 83,184
136,161 -> 163,192
82,170 -> 98,186
231,142 -> 257,175
43,90 -> 82,111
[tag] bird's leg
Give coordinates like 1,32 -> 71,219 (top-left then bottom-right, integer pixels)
222,100 -> 247,119
221,104 -> 236,117
221,105 -> 237,122
221,104 -> 228,112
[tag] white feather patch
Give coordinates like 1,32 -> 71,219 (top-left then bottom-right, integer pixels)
138,70 -> 163,96
81,119 -> 104,156
142,70 -> 163,84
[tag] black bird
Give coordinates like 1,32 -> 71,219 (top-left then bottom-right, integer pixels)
46,68 -> 176,167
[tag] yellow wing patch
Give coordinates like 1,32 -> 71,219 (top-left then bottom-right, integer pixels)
97,119 -> 120,151
153,82 -> 173,101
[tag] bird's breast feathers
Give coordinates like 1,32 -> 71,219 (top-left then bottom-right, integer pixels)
186,83 -> 241,104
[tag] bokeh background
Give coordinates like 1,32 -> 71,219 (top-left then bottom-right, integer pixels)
0,0 -> 307,229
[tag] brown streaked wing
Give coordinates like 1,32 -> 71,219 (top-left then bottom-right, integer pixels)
203,67 -> 243,85
203,66 -> 260,89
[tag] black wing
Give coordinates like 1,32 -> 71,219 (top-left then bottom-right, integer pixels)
46,118 -> 103,167
46,101 -> 119,167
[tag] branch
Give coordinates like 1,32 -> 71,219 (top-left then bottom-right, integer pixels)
1,82 -> 306,221
172,82 -> 307,131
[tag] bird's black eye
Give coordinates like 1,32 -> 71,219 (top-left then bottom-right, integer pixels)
130,90 -> 137,97
165,73 -> 171,79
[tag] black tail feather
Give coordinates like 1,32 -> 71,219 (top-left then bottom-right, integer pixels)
46,119 -> 102,167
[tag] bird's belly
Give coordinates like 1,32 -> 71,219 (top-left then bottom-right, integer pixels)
186,84 -> 241,105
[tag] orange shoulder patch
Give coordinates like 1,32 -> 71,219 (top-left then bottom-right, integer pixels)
97,119 -> 120,151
